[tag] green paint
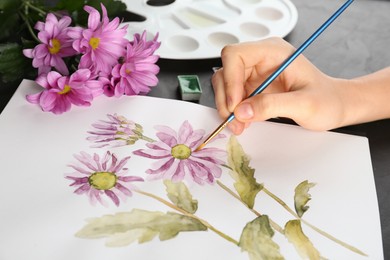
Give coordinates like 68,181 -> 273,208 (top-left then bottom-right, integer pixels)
239,215 -> 284,260
164,180 -> 198,214
76,209 -> 207,247
227,136 -> 263,209
284,220 -> 321,260
177,75 -> 202,101
171,144 -> 192,160
89,172 -> 117,190
294,180 -> 315,218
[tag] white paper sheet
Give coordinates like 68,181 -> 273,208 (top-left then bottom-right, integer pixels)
0,80 -> 383,259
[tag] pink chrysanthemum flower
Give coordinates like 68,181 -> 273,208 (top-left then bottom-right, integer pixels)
111,31 -> 161,96
98,73 -> 119,97
133,121 -> 226,185
23,13 -> 76,75
26,69 -> 103,114
68,4 -> 129,75
87,114 -> 154,148
66,151 -> 144,206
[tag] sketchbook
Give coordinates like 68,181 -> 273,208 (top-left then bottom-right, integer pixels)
0,80 -> 383,259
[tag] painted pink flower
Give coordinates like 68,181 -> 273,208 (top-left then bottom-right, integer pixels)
111,31 -> 161,96
133,121 -> 226,185
87,114 -> 154,148
23,13 -> 76,75
26,69 -> 103,114
68,4 -> 129,75
66,151 -> 144,206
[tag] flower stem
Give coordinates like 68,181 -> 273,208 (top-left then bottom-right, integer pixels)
24,1 -> 47,16
134,189 -> 239,245
216,180 -> 284,234
261,187 -> 367,256
140,135 -> 155,143
18,11 -> 40,43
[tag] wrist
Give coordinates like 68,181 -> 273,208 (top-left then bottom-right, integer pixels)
338,68 -> 390,126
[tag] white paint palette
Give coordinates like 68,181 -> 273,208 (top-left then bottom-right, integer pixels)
122,0 -> 298,59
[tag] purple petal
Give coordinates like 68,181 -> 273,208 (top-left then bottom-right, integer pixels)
104,190 -> 120,206
26,92 -> 42,104
146,157 -> 175,176
156,132 -> 177,147
171,161 -> 185,182
111,155 -> 131,173
178,120 -> 193,144
74,183 -> 91,194
118,176 -> 144,182
115,182 -> 132,196
133,149 -> 171,159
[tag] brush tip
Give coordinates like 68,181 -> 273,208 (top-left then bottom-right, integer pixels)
194,143 -> 205,152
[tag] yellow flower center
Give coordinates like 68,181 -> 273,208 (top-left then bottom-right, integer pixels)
89,37 -> 100,50
125,69 -> 131,74
48,38 -> 61,54
58,85 -> 71,95
88,172 -> 117,190
171,144 -> 192,160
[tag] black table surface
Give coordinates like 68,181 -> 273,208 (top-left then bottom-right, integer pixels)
0,0 -> 389,258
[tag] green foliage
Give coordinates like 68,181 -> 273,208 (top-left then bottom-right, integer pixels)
284,220 -> 320,259
294,180 -> 316,218
0,43 -> 31,83
76,209 -> 207,247
239,215 -> 284,260
164,180 -> 198,214
227,136 -> 263,208
55,0 -> 127,27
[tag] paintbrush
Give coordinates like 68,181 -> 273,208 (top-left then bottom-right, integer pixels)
194,0 -> 354,152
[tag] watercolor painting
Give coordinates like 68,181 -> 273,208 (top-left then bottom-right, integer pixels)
0,81 -> 383,260
62,114 -> 368,259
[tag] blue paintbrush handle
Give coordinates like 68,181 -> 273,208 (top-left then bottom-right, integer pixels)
227,0 -> 355,123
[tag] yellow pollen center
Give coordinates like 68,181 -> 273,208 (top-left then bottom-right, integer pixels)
88,172 -> 117,190
89,37 -> 100,50
125,69 -> 131,74
48,38 -> 61,54
171,144 -> 192,160
58,85 -> 71,95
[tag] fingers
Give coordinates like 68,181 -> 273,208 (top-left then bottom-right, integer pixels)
220,38 -> 296,108
213,37 -> 322,134
232,89 -> 337,132
234,92 -> 298,123
212,69 -> 246,134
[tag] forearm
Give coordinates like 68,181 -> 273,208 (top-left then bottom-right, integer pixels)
340,67 -> 390,126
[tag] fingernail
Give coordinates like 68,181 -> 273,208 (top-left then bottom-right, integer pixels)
235,103 -> 254,120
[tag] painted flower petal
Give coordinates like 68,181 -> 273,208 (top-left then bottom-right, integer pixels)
134,120 -> 226,185
66,151 -> 143,207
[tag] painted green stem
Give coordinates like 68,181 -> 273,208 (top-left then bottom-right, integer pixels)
216,180 -> 284,234
135,189 -> 239,245
140,135 -> 155,143
262,187 -> 367,256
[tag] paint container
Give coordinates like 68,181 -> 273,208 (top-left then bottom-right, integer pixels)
177,75 -> 202,101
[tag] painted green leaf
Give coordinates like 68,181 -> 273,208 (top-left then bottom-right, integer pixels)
76,209 -> 207,247
284,220 -> 321,260
227,135 -> 263,208
239,215 -> 284,260
294,180 -> 316,218
164,180 -> 198,214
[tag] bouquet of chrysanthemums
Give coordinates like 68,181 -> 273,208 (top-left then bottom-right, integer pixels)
23,3 -> 160,114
